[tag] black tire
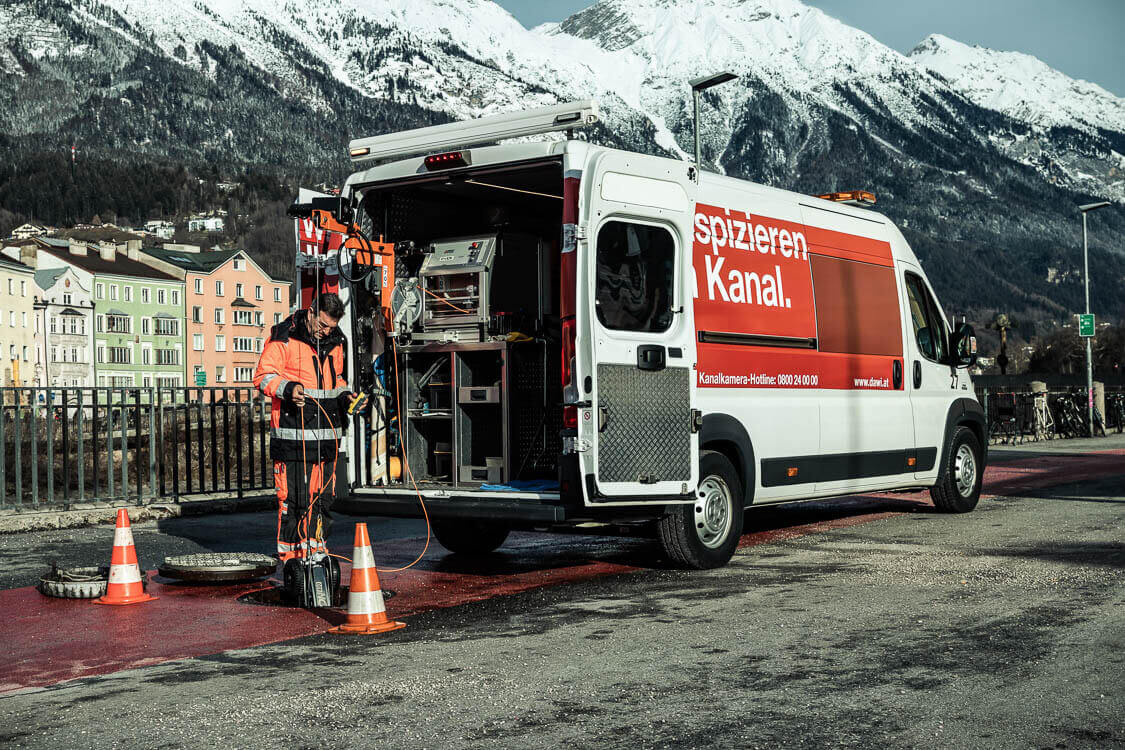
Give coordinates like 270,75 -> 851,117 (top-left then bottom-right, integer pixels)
931,426 -> 984,513
431,520 -> 510,555
282,559 -> 307,605
657,451 -> 744,569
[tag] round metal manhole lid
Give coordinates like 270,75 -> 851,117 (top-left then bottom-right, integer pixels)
38,565 -> 110,599
158,552 -> 278,582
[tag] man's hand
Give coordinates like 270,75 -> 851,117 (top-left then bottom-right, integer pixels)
291,384 -> 306,406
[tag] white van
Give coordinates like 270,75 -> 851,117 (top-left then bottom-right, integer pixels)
298,101 -> 985,569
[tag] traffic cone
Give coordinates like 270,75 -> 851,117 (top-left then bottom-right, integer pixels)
94,509 -> 156,605
330,523 -> 404,635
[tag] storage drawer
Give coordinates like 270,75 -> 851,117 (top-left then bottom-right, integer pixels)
458,386 -> 500,404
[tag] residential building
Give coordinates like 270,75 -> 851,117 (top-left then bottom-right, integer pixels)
0,254 -> 36,386
140,245 -> 290,387
187,216 -> 224,233
144,220 -> 175,240
35,238 -> 187,388
34,263 -> 96,388
9,223 -> 48,240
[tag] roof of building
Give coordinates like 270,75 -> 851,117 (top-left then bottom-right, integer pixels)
34,267 -> 66,290
0,253 -> 34,274
36,240 -> 180,281
142,246 -> 242,274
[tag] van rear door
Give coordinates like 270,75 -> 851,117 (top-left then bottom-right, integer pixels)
577,150 -> 699,502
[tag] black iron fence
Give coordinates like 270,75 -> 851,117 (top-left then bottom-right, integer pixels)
975,385 -> 1125,443
0,387 -> 273,511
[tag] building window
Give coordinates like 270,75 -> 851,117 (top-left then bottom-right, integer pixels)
235,283 -> 244,298
255,285 -> 263,300
96,283 -> 104,300
215,280 -> 224,296
193,334 -> 204,351
142,347 -> 151,365
274,287 -> 281,302
143,376 -> 151,388
49,316 -> 56,334
108,346 -> 132,364
6,279 -> 11,294
215,365 -> 225,383
157,288 -> 166,305
194,278 -> 203,294
274,313 -> 282,325
215,308 -> 225,324
96,314 -> 104,333
8,311 -> 14,327
156,349 -> 179,366
192,306 -> 202,323
171,289 -> 180,305
21,311 -> 27,327
20,280 -> 26,296
62,293 -> 72,305
215,335 -> 226,352
107,314 -> 131,334
22,346 -> 28,361
233,310 -> 254,325
142,317 -> 151,335
154,318 -> 179,337
233,258 -> 245,271
234,367 -> 254,382
97,345 -> 105,363
233,337 -> 255,353
109,284 -> 118,301
124,286 -> 132,302
255,311 -> 263,326
156,376 -> 179,388
142,288 -> 150,304
70,347 -> 77,362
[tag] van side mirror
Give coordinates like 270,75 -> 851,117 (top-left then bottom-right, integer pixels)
949,323 -> 978,369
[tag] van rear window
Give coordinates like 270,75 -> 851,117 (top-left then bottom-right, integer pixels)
595,221 -> 675,333
810,254 -> 903,357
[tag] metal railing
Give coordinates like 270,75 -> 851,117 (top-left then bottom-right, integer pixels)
975,385 -> 1125,444
0,387 -> 273,511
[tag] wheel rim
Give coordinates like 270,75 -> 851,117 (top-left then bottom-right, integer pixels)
954,444 -> 977,498
694,475 -> 733,549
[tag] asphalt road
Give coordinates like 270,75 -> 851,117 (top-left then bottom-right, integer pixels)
0,443 -> 1122,749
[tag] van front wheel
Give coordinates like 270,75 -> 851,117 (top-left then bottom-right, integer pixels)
931,426 -> 983,513
657,451 -> 744,569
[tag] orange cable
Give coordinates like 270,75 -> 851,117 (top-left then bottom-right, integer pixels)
423,287 -> 475,316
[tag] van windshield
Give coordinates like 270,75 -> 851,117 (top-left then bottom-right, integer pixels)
595,221 -> 674,333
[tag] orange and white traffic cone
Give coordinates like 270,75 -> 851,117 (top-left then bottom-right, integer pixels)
330,523 -> 404,635
94,508 -> 156,606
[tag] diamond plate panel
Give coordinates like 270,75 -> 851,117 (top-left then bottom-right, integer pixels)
597,364 -> 691,484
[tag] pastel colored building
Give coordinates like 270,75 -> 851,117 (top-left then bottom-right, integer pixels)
0,253 -> 37,387
35,239 -> 187,388
34,263 -> 96,388
140,245 -> 291,387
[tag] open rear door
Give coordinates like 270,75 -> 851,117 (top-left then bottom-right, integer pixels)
577,149 -> 698,503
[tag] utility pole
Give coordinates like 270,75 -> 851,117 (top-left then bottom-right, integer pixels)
1078,201 -> 1112,436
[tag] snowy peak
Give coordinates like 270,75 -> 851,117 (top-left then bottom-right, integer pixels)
910,33 -> 1125,133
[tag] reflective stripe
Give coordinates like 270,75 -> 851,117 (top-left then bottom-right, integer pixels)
304,386 -> 347,399
346,588 -> 387,616
352,546 -> 375,570
260,373 -> 279,388
113,527 -> 134,547
108,564 -> 142,584
272,427 -> 339,441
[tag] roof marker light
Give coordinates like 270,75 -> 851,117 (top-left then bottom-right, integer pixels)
424,150 -> 472,171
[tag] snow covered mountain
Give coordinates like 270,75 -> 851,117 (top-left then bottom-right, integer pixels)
1,0 -> 1123,322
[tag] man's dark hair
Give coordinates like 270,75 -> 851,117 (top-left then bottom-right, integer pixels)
311,292 -> 345,320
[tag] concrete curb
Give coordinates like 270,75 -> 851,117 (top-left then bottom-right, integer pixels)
0,493 -> 276,534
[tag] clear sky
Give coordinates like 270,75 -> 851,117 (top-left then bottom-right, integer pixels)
496,0 -> 1125,97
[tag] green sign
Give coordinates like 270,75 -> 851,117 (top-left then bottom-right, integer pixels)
1079,313 -> 1095,337
194,370 -> 207,386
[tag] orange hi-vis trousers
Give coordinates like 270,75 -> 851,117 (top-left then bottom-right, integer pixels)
274,459 -> 335,560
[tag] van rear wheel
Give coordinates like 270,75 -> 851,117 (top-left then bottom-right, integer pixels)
431,520 -> 510,555
657,451 -> 744,569
931,426 -> 983,513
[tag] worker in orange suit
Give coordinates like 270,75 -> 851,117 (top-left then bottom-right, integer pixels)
254,293 -> 354,561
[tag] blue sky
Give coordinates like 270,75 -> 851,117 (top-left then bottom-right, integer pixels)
496,0 -> 1125,97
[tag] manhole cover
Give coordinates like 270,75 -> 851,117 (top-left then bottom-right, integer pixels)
38,565 -> 110,599
239,585 -> 395,609
159,552 -> 278,582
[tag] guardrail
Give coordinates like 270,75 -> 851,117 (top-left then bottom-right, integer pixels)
975,385 -> 1125,444
0,387 -> 273,511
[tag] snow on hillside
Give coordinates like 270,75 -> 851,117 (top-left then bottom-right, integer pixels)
910,33 -> 1125,134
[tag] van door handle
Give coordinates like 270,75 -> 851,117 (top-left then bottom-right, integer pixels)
636,344 -> 666,371
892,359 -> 903,389
913,360 -> 922,389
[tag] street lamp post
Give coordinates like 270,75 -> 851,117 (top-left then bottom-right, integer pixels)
1079,200 -> 1111,436
689,71 -> 738,181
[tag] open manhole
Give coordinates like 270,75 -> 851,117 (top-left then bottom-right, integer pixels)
38,564 -> 110,599
158,552 -> 278,583
238,585 -> 395,609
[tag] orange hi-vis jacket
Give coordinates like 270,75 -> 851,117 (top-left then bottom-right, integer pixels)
254,310 -> 350,461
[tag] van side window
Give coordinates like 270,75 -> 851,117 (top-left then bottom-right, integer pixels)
595,221 -> 675,333
904,273 -> 947,363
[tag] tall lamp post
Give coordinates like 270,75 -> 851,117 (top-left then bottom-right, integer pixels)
689,71 -> 738,181
1078,200 -> 1111,436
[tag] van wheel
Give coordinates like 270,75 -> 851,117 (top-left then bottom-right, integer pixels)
931,426 -> 983,513
657,451 -> 744,569
432,520 -> 510,555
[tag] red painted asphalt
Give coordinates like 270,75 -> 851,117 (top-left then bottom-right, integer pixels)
2,450 -> 1122,696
